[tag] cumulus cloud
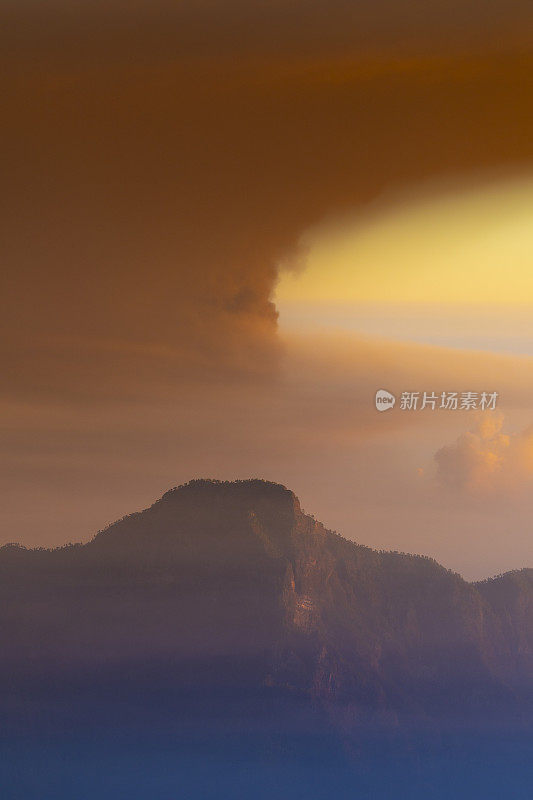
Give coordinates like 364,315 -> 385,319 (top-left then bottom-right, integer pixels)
435,413 -> 533,494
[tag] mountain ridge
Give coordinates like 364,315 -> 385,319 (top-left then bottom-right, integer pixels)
1,478 -> 531,717
1,478 -> 532,799
2,478 -> 528,587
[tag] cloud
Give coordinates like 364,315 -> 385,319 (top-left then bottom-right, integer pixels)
435,413 -> 533,495
3,0 -> 533,580
3,9 -> 533,400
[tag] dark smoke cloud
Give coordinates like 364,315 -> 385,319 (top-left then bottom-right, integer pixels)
2,1 -> 533,398
3,0 -> 533,562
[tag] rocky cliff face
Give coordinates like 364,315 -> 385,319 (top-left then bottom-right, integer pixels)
1,478 -> 531,723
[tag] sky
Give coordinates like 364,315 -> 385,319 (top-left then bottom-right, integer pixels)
2,0 -> 533,579
277,174 -> 533,353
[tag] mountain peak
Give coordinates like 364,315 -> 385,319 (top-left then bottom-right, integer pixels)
155,478 -> 302,523
89,478 -> 302,554
160,478 -> 298,505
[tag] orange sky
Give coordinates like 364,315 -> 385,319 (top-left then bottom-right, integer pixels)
2,1 -> 533,578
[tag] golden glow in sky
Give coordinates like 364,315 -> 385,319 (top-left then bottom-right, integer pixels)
277,174 -> 533,307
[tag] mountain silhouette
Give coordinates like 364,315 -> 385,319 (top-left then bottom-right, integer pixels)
1,479 -> 532,799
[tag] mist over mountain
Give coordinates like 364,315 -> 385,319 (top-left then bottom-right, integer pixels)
1,479 -> 532,798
